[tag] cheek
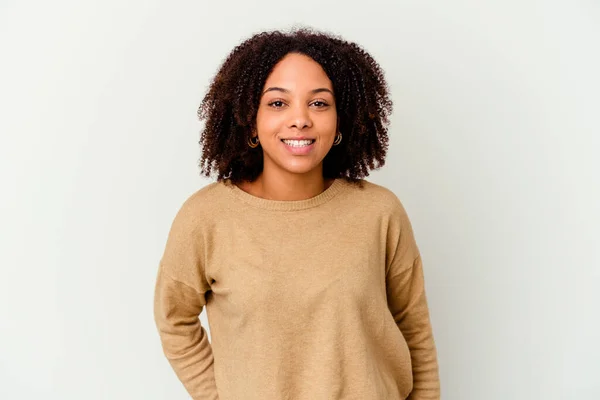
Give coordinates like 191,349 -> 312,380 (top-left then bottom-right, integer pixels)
318,114 -> 338,135
256,108 -> 283,134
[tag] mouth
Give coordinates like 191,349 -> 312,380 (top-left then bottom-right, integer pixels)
280,138 -> 316,147
280,138 -> 316,155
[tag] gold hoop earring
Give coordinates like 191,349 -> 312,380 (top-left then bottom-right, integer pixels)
333,132 -> 342,146
248,136 -> 260,148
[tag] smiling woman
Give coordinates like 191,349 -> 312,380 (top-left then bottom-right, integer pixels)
195,29 -> 394,200
154,27 -> 440,400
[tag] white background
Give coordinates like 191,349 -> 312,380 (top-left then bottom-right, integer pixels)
1,0 -> 598,399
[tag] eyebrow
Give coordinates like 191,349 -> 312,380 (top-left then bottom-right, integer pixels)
262,87 -> 334,96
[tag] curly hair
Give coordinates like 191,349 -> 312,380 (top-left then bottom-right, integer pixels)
197,27 -> 393,183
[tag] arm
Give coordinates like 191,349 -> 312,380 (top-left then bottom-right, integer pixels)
153,202 -> 218,400
386,201 -> 440,399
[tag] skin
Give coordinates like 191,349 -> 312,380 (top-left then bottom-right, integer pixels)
238,53 -> 338,201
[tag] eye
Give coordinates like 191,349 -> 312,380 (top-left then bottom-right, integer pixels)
311,100 -> 329,108
268,100 -> 286,109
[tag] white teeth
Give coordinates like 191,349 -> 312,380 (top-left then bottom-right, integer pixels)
282,139 -> 314,147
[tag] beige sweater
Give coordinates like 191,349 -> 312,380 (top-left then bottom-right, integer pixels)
154,178 -> 440,399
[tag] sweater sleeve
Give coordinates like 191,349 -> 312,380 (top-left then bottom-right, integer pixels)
385,200 -> 440,400
153,201 -> 219,400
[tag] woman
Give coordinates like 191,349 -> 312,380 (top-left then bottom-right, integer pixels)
154,28 -> 440,400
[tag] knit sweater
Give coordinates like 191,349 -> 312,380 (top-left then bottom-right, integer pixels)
154,178 -> 440,400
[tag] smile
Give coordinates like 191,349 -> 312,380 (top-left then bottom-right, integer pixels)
281,139 -> 315,147
280,138 -> 316,155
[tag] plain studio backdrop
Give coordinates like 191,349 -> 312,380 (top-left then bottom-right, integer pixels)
1,0 -> 598,399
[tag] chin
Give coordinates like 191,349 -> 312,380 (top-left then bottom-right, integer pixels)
279,161 -> 321,175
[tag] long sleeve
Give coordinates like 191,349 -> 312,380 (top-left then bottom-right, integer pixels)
385,201 -> 440,400
153,201 -> 219,399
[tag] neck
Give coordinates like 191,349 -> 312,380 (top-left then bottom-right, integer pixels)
245,168 -> 334,201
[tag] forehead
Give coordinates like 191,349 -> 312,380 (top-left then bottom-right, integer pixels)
263,53 -> 333,90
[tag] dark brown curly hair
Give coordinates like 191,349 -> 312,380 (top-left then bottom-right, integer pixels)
197,27 -> 393,184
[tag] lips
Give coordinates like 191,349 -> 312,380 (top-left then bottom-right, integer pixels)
281,139 -> 315,147
280,138 -> 316,155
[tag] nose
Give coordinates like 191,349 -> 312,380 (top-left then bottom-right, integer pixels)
287,104 -> 313,130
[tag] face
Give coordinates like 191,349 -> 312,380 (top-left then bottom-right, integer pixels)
254,53 -> 338,178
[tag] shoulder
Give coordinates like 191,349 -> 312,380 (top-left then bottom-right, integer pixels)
344,179 -> 408,218
168,181 -> 229,232
179,181 -> 224,210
